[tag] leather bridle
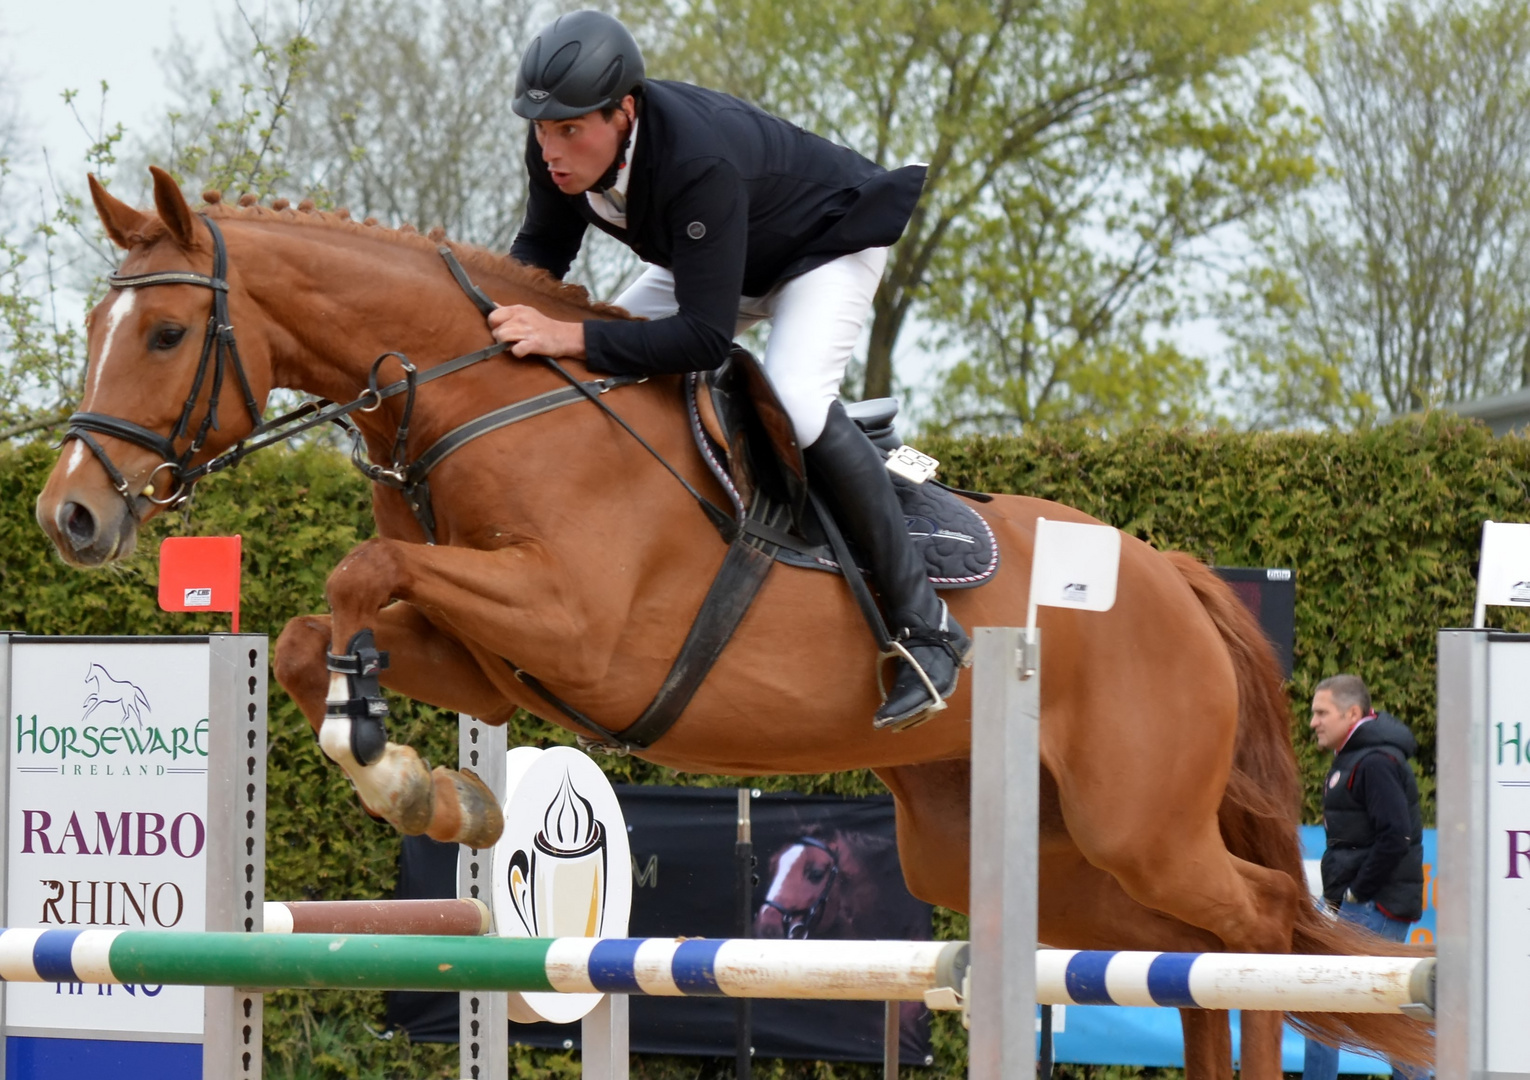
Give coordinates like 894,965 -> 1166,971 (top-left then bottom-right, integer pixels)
65,215 -> 264,513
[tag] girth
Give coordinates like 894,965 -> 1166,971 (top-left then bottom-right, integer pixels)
502,492 -> 786,755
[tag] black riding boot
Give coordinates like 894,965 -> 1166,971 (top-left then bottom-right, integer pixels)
804,401 -> 972,730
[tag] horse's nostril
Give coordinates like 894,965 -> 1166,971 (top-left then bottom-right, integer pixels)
61,501 -> 98,549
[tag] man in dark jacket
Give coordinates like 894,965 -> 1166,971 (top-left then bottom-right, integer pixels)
1303,673 -> 1426,1080
489,10 -> 969,730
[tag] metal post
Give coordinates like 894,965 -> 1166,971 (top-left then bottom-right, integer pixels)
1437,629 -> 1488,1080
1438,629 -> 1530,1080
0,632 -> 15,1080
581,993 -> 629,1080
968,627 -> 1039,1080
883,1000 -> 899,1079
736,787 -> 754,1079
459,715 -> 509,1080
204,634 -> 267,1080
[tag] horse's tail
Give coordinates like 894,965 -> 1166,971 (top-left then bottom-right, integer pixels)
1167,553 -> 1433,1067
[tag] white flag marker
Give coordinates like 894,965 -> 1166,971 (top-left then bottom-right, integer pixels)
1474,520 -> 1530,627
1026,516 -> 1123,632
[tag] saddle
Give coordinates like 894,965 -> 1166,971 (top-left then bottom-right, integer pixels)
690,348 -> 999,590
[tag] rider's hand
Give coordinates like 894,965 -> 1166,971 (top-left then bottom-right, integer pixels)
488,304 -> 586,360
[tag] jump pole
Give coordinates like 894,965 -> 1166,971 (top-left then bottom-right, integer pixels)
0,928 -> 1433,1013
0,932 -> 969,1000
261,899 -> 492,937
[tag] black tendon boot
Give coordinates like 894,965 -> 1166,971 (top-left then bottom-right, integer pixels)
804,402 -> 972,729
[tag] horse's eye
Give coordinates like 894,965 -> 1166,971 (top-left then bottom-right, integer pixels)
149,325 -> 187,351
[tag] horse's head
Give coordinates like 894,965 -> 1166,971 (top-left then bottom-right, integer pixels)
37,167 -> 274,567
756,834 -> 843,939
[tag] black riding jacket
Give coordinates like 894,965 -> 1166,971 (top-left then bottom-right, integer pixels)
1319,711 -> 1425,921
510,79 -> 926,378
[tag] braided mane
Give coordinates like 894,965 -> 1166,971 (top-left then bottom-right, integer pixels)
196,194 -> 635,319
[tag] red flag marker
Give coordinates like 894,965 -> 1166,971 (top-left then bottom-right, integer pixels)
159,535 -> 244,633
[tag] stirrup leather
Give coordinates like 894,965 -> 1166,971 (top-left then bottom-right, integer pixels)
326,629 -> 391,766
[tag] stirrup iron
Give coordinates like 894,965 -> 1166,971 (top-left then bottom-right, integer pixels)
326,628 -> 391,766
874,639 -> 948,732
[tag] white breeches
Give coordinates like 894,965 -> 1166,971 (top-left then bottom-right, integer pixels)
612,246 -> 889,448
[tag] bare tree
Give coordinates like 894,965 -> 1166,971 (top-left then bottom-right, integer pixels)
1225,0 -> 1530,425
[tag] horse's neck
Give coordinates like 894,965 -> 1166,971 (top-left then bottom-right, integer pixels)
237,222 -> 598,403
233,221 -> 704,540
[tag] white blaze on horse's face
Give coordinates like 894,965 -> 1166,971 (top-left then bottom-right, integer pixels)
60,290 -> 139,482
91,289 -> 137,400
766,844 -> 806,902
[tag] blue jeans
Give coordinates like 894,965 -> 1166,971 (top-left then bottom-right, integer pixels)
1301,899 -> 1427,1080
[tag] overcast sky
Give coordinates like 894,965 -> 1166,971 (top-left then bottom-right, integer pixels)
4,0 -> 222,183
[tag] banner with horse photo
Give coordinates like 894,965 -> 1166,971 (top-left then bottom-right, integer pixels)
386,786 -> 935,1065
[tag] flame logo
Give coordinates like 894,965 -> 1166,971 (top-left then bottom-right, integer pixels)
507,768 -> 609,937
542,771 -> 598,850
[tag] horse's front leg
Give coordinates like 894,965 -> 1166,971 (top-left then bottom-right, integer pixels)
275,599 -> 520,847
305,536 -> 618,848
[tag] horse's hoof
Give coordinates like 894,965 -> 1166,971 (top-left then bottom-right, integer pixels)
425,766 -> 505,849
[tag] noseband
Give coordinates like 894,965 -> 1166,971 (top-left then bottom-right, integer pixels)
759,836 -> 840,939
66,215 -> 264,513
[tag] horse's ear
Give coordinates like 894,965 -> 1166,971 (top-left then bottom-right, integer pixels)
149,166 -> 199,249
88,174 -> 151,250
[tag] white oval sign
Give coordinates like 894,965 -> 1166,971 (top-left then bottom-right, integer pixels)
491,745 -> 631,1024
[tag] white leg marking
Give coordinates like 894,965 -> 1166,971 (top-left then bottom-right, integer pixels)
319,691 -> 427,820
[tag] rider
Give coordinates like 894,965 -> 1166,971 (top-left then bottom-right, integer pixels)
490,9 -> 970,730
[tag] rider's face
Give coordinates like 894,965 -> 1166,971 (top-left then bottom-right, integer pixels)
532,97 -> 635,195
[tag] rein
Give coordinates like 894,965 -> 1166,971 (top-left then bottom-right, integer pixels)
62,216 -> 737,546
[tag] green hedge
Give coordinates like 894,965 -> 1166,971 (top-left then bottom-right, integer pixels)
3,412 -> 1526,1079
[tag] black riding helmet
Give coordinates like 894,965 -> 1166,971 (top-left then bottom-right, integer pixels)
513,10 -> 645,121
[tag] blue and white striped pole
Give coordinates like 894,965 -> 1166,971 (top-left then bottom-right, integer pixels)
1037,949 -> 1435,1015
0,930 -> 1433,1015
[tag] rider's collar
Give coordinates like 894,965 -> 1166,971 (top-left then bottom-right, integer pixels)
591,116 -> 638,199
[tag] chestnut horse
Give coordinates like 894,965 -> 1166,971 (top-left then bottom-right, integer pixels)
36,169 -> 1429,1078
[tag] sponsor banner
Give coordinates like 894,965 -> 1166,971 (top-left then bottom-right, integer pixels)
388,787 -> 934,1066
6,641 -> 210,1037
